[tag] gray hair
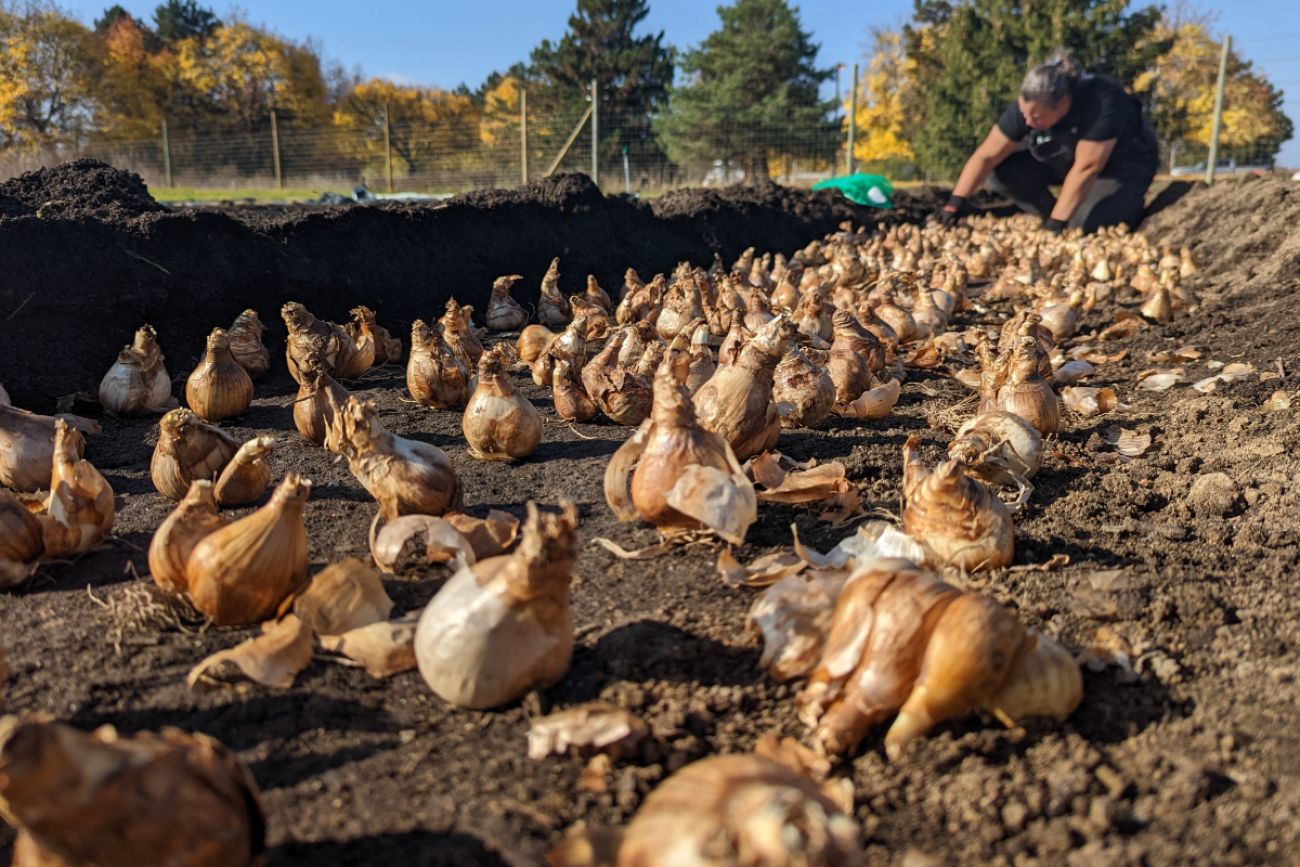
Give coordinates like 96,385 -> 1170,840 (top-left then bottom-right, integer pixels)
1020,51 -> 1082,104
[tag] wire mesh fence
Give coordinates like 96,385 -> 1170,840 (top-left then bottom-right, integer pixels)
0,83 -> 1290,196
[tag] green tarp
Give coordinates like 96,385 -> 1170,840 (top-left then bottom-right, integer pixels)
812,173 -> 894,208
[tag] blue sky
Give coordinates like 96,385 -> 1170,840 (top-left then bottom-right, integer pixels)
61,0 -> 1300,167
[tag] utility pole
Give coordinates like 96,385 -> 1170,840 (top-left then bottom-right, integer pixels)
1206,35 -> 1231,185
520,88 -> 529,185
160,120 -> 173,188
383,100 -> 394,193
846,63 -> 859,176
270,109 -> 283,190
590,79 -> 599,186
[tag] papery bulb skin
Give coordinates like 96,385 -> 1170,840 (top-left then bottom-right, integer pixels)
0,490 -> 45,588
347,305 -> 402,365
827,310 -> 883,408
995,337 -> 1061,436
227,310 -> 271,379
553,357 -> 597,422
0,719 -> 266,867
463,348 -> 543,461
187,473 -> 311,626
949,411 -> 1043,505
984,630 -> 1083,727
36,420 -> 115,558
537,258 -> 571,329
486,274 -> 529,332
774,346 -> 835,429
582,330 -> 653,427
186,329 -> 254,422
282,301 -> 343,384
407,320 -> 470,409
692,315 -> 792,461
585,273 -> 612,313
415,502 -> 578,709
903,438 -> 1015,572
0,405 -> 91,493
293,368 -> 348,447
98,324 -> 176,416
439,298 -> 484,368
150,408 -> 240,501
517,324 -> 554,365
626,368 -> 736,534
213,436 -> 275,507
684,325 -> 716,395
617,754 -> 863,867
884,592 -> 1025,760
334,397 -> 462,517
148,480 -> 223,595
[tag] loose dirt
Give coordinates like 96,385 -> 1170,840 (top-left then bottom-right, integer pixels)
1,164 -> 1298,865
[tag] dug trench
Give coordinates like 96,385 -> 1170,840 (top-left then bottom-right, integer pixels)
0,163 -> 1298,865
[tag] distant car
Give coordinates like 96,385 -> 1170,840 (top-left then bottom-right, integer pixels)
1170,158 -> 1272,177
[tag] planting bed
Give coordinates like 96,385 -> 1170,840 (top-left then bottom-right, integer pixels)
1,164 -> 1298,865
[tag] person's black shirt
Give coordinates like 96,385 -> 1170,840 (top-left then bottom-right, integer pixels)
996,74 -> 1158,176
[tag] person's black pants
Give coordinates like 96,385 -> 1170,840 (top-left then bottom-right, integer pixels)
989,151 -> 1155,232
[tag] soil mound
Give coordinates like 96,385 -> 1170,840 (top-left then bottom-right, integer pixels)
0,159 -> 168,222
0,162 -> 901,409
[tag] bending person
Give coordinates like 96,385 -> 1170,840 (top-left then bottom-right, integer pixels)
938,52 -> 1159,233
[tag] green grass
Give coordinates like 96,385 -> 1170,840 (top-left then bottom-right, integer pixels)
148,186 -> 325,203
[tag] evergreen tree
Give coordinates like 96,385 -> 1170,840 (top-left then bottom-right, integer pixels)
654,0 -> 836,182
153,0 -> 217,44
527,0 -> 673,169
904,0 -> 1167,178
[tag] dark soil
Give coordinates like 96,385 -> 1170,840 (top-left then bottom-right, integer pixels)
0,162 -> 911,411
2,165 -> 1299,865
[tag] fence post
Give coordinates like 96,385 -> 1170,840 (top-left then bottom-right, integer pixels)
590,78 -> 599,186
846,62 -> 859,176
520,88 -> 529,185
384,100 -> 394,193
270,109 -> 283,190
160,120 -> 173,188
1206,35 -> 1231,186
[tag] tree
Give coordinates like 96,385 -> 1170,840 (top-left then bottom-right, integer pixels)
333,78 -> 480,177
172,20 -> 327,131
153,0 -> 216,44
527,0 -> 674,169
904,0 -> 1168,178
849,28 -> 917,172
0,1 -> 102,146
1136,21 -> 1292,165
654,0 -> 836,181
95,12 -> 167,138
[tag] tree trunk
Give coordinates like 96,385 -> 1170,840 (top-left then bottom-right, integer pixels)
744,151 -> 770,184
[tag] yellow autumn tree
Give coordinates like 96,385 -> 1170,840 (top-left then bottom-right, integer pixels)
0,2 -> 102,147
95,14 -> 166,139
333,78 -> 480,177
847,28 -> 916,169
1137,22 -> 1293,162
479,74 -> 522,146
173,20 -> 327,131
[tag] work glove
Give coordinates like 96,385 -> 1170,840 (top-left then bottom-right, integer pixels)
935,194 -> 968,226
1042,217 -> 1068,235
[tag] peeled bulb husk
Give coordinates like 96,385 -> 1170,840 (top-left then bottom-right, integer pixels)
949,411 -> 1043,508
186,328 -> 254,422
33,419 -> 115,558
0,716 -> 265,867
227,309 -> 270,379
486,274 -> 528,332
581,330 -> 653,427
329,396 -> 462,518
463,347 -> 543,461
613,754 -> 863,867
97,325 -> 177,416
903,436 -> 1014,572
606,365 -> 756,544
213,436 -> 275,507
798,560 -> 1082,759
406,319 -> 470,409
0,490 -> 44,589
149,480 -> 224,596
693,314 -> 792,461
150,408 -> 240,501
414,501 -> 578,709
186,472 -> 311,626
282,301 -> 343,384
0,404 -> 96,493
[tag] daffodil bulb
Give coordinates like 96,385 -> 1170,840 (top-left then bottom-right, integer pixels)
186,328 -> 254,422
463,347 -> 543,461
98,325 -> 176,416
